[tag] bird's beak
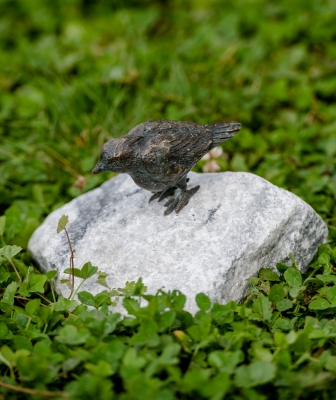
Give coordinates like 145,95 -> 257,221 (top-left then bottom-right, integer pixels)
92,160 -> 103,175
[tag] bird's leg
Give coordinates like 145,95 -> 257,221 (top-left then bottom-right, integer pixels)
163,178 -> 200,216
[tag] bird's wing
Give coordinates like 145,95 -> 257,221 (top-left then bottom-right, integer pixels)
166,132 -> 212,160
127,120 -> 201,139
140,132 -> 212,177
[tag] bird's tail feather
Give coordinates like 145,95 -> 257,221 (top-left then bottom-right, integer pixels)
205,121 -> 241,146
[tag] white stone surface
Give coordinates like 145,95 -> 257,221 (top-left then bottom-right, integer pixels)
28,172 -> 328,313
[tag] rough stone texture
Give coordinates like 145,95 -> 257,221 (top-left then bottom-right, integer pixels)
28,172 -> 328,314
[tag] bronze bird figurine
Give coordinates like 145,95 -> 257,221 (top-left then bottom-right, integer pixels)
92,120 -> 241,215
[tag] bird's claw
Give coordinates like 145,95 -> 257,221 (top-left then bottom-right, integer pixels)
164,198 -> 180,215
149,187 -> 176,204
164,198 -> 175,207
148,192 -> 161,203
164,185 -> 200,216
175,185 -> 200,214
149,183 -> 200,216
158,187 -> 176,202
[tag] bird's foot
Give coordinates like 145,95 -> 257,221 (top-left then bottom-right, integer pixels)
164,185 -> 200,216
148,186 -> 177,204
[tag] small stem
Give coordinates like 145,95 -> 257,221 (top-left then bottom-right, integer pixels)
64,228 -> 75,300
25,317 -> 31,331
25,267 -> 31,282
303,265 -> 322,285
13,296 -> 28,302
71,278 -> 86,300
289,352 -> 310,370
0,380 -> 68,397
50,283 -> 56,303
192,344 -> 201,358
8,258 -> 22,285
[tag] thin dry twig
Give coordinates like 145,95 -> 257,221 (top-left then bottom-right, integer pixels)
36,292 -> 52,304
0,381 -> 68,397
8,259 -> 22,285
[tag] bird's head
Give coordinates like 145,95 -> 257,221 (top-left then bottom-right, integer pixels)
92,138 -> 132,174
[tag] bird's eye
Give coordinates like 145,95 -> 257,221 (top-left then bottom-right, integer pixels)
104,151 -> 115,161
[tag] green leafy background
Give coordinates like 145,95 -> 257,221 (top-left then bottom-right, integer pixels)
1,0 -> 336,398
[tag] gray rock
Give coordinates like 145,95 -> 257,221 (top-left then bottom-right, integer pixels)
28,172 -> 328,314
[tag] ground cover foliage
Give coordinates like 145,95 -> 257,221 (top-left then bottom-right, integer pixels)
1,0 -> 336,398
0,216 -> 336,400
1,220 -> 336,399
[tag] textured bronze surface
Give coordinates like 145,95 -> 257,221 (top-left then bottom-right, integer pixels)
92,120 -> 241,215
